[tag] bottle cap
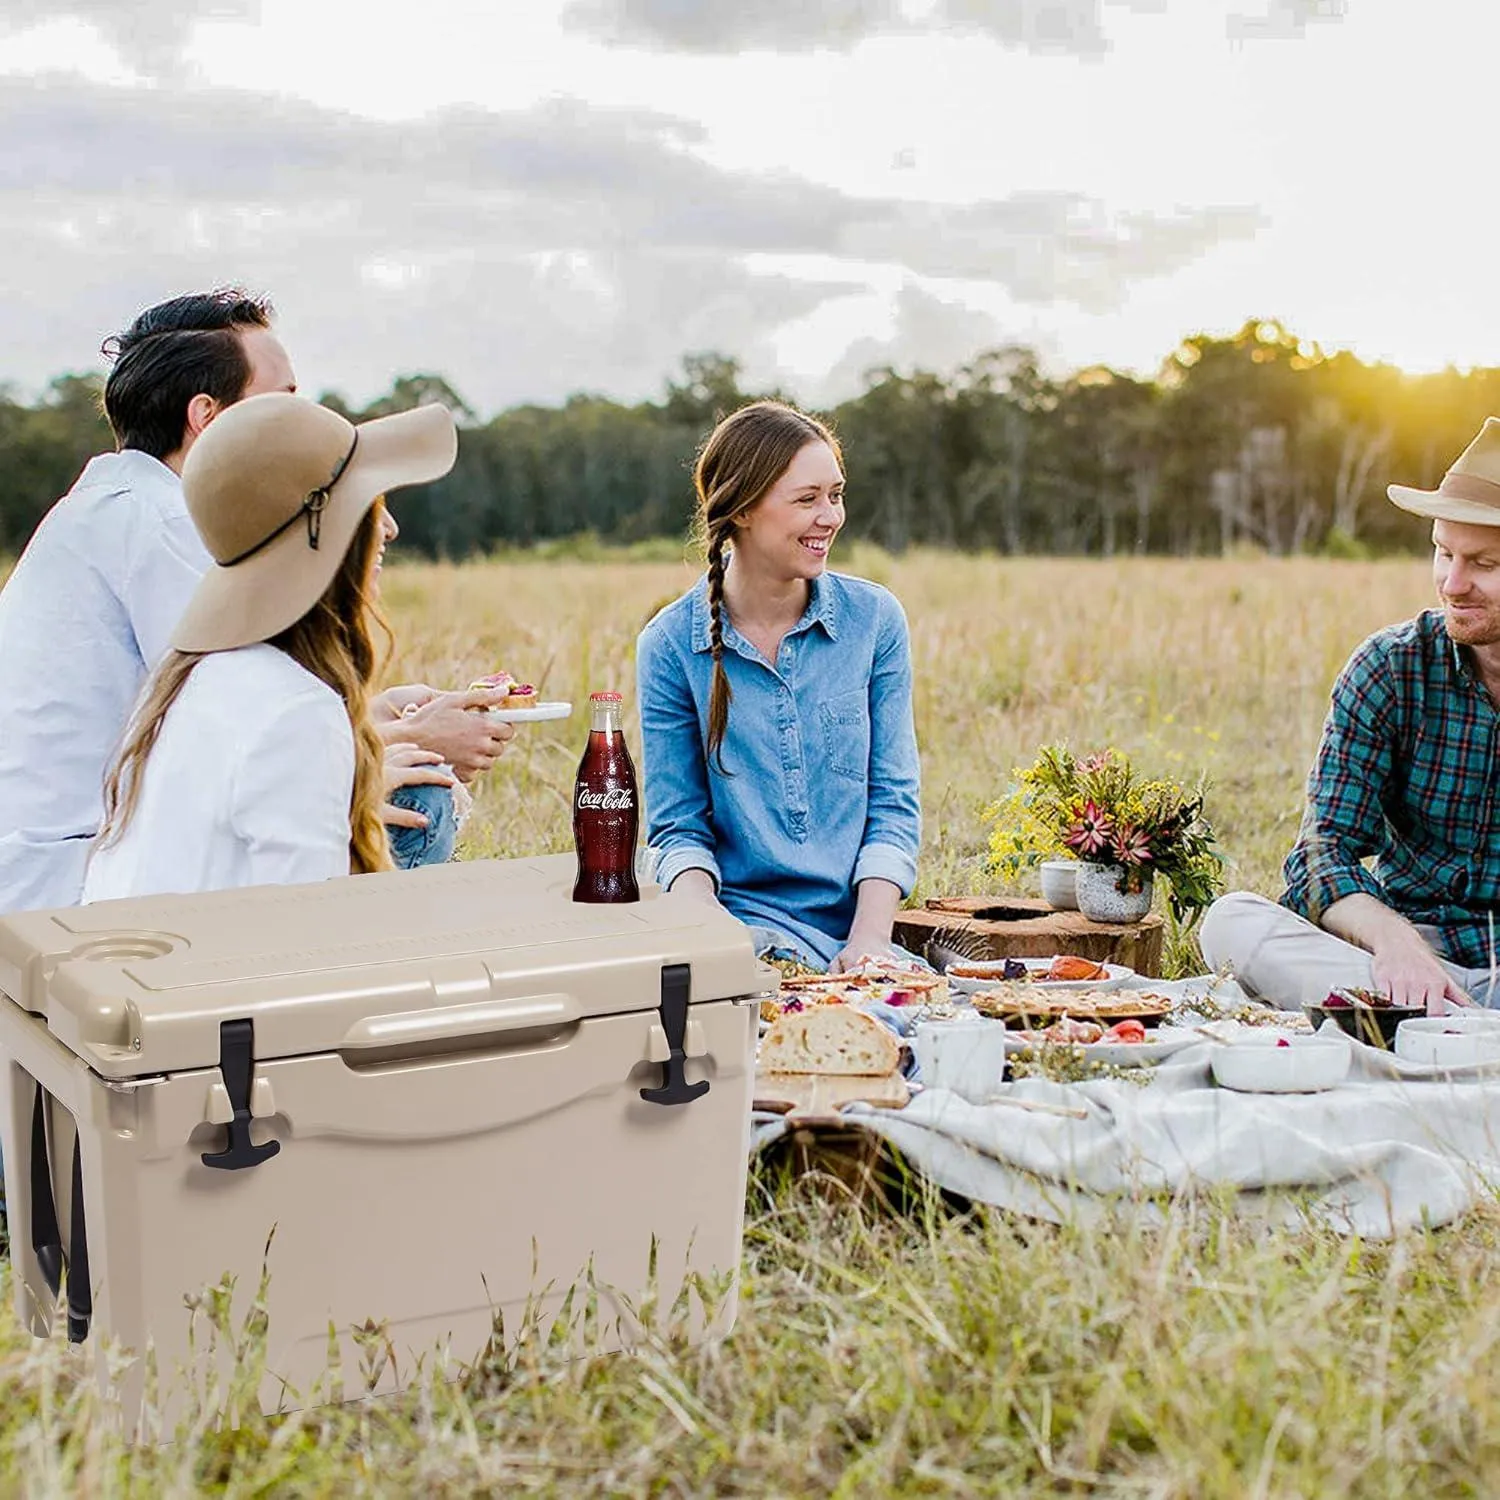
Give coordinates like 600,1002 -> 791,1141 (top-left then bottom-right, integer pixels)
589,691 -> 623,702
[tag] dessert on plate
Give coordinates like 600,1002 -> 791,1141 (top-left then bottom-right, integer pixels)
468,670 -> 538,708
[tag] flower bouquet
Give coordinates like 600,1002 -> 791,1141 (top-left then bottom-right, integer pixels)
984,745 -> 1223,924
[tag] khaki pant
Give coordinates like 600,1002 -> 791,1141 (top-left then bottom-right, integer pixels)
1198,891 -> 1500,1010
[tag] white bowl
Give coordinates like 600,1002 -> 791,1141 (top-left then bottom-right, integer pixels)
1394,1013 -> 1500,1069
1209,1033 -> 1351,1094
911,1019 -> 1008,1103
1039,859 -> 1079,910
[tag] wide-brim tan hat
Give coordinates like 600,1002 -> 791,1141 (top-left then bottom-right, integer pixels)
1388,416 -> 1500,526
171,393 -> 457,653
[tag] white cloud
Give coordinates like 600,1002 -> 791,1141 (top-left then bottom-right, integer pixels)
0,75 -> 1257,409
563,0 -> 1198,59
1226,0 -> 1346,43
816,282 -> 1017,399
562,0 -> 910,54
1,0 -> 262,77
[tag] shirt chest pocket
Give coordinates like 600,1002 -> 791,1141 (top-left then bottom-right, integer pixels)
818,688 -> 871,782
1407,720 -> 1495,836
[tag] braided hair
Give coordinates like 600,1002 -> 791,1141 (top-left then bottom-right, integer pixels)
690,401 -> 842,772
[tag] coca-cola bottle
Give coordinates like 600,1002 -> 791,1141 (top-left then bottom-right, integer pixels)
572,690 -> 641,903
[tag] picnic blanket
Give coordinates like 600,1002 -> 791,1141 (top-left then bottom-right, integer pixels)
751,979 -> 1500,1237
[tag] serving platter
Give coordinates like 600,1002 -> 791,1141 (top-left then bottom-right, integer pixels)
1002,1024 -> 1200,1068
970,985 -> 1173,1030
946,957 -> 1136,997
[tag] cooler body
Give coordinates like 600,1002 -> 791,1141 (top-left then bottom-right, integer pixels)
0,856 -> 765,1430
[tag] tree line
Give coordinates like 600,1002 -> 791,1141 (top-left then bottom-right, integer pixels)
5,318 -> 1498,561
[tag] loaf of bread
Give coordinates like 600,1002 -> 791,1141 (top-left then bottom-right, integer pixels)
758,1005 -> 901,1076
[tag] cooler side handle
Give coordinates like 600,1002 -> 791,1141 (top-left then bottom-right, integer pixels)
339,993 -> 581,1052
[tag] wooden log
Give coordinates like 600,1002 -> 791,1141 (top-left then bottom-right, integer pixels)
893,897 -> 1165,976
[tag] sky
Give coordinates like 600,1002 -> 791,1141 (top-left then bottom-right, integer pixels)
0,0 -> 1490,413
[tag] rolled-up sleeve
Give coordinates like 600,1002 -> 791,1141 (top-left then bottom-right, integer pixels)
1280,642 -> 1393,921
855,592 -> 921,896
635,623 -> 722,893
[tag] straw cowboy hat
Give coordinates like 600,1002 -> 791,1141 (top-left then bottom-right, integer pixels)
1388,417 -> 1500,526
171,393 -> 457,653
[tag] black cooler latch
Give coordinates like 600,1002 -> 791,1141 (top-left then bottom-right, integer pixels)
640,963 -> 710,1107
202,1019 -> 281,1171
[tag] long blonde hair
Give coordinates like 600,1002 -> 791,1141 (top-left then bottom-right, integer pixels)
691,400 -> 842,770
98,505 -> 394,875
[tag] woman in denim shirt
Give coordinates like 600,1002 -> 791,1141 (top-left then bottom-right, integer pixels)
636,401 -> 922,972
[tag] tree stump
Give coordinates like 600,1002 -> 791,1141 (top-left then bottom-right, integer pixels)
893,896 -> 1165,977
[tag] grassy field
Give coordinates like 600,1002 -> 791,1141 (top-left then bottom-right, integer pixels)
10,549 -> 1500,1497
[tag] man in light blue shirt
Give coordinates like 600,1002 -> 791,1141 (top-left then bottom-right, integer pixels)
0,292 -> 299,916
0,292 -> 523,916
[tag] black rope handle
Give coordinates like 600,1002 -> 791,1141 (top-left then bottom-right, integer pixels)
27,1084 -> 93,1342
28,1084 -> 62,1299
67,1133 -> 91,1343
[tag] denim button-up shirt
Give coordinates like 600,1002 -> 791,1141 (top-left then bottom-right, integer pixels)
636,571 -> 922,967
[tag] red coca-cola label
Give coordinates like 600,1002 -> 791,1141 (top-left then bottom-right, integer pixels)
576,786 -> 635,811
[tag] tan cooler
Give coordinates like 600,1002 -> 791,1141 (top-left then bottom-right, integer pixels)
0,854 -> 767,1432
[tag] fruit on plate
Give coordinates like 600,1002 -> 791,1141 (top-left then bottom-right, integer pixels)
948,954 -> 1108,984
1019,1015 -> 1150,1048
759,1005 -> 902,1076
1023,1017 -> 1105,1045
1046,955 -> 1108,982
1322,987 -> 1396,1009
468,670 -> 538,708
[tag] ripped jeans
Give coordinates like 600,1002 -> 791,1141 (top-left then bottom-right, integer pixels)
387,781 -> 458,869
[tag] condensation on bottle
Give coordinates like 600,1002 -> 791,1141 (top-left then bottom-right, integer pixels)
571,690 -> 641,903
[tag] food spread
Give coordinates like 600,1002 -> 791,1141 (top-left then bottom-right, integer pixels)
948,955 -> 1108,983
1019,1016 -> 1150,1046
969,984 -> 1172,1026
761,964 -> 949,1024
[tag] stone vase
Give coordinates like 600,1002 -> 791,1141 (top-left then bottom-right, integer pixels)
1075,861 -> 1154,923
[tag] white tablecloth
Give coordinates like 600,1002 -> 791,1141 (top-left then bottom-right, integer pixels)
751,978 -> 1500,1237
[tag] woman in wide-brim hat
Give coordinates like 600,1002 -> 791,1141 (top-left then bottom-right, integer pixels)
83,392 -> 457,901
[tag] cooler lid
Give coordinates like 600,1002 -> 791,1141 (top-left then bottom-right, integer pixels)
0,855 -> 768,1079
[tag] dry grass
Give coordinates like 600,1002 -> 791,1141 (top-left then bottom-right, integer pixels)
7,548 -> 1492,1497
380,546 -> 1431,911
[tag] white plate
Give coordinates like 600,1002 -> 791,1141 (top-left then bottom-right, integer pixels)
1209,1034 -> 1351,1093
483,701 -> 573,724
1002,1023 -> 1200,1067
946,958 -> 1136,997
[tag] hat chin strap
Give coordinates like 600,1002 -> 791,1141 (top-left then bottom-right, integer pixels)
218,430 -> 360,567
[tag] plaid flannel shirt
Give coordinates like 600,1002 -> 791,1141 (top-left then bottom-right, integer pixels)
1282,609 -> 1500,968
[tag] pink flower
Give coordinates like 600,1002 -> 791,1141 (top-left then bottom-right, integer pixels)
1111,823 -> 1153,867
1063,800 -> 1116,857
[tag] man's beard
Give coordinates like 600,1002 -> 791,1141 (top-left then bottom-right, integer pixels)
1442,601 -> 1500,646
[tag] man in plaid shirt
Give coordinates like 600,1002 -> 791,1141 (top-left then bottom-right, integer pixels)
1202,418 -> 1500,1016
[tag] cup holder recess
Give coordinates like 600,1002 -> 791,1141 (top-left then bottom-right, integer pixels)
69,934 -> 178,963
